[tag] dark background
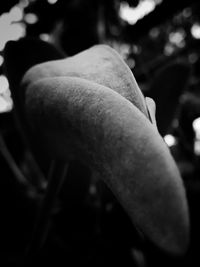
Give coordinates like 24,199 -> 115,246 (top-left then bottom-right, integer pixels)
1,0 -> 200,266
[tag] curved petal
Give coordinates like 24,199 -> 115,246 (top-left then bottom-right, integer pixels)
25,76 -> 189,255
22,45 -> 148,117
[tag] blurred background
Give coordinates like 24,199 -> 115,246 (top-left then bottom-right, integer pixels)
1,0 -> 200,266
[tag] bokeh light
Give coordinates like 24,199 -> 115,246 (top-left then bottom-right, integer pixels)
164,134 -> 177,147
0,75 -> 13,112
193,117 -> 200,139
0,75 -> 9,93
0,55 -> 4,66
119,0 -> 162,25
24,13 -> 38,24
191,23 -> 200,39
169,30 -> 185,48
47,0 -> 58,4
0,4 -> 26,51
39,33 -> 51,42
193,117 -> 200,156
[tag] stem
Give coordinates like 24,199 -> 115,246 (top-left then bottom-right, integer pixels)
0,133 -> 35,194
26,160 -> 68,260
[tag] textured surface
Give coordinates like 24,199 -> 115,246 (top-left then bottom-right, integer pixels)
22,45 -> 189,255
22,45 -> 148,118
